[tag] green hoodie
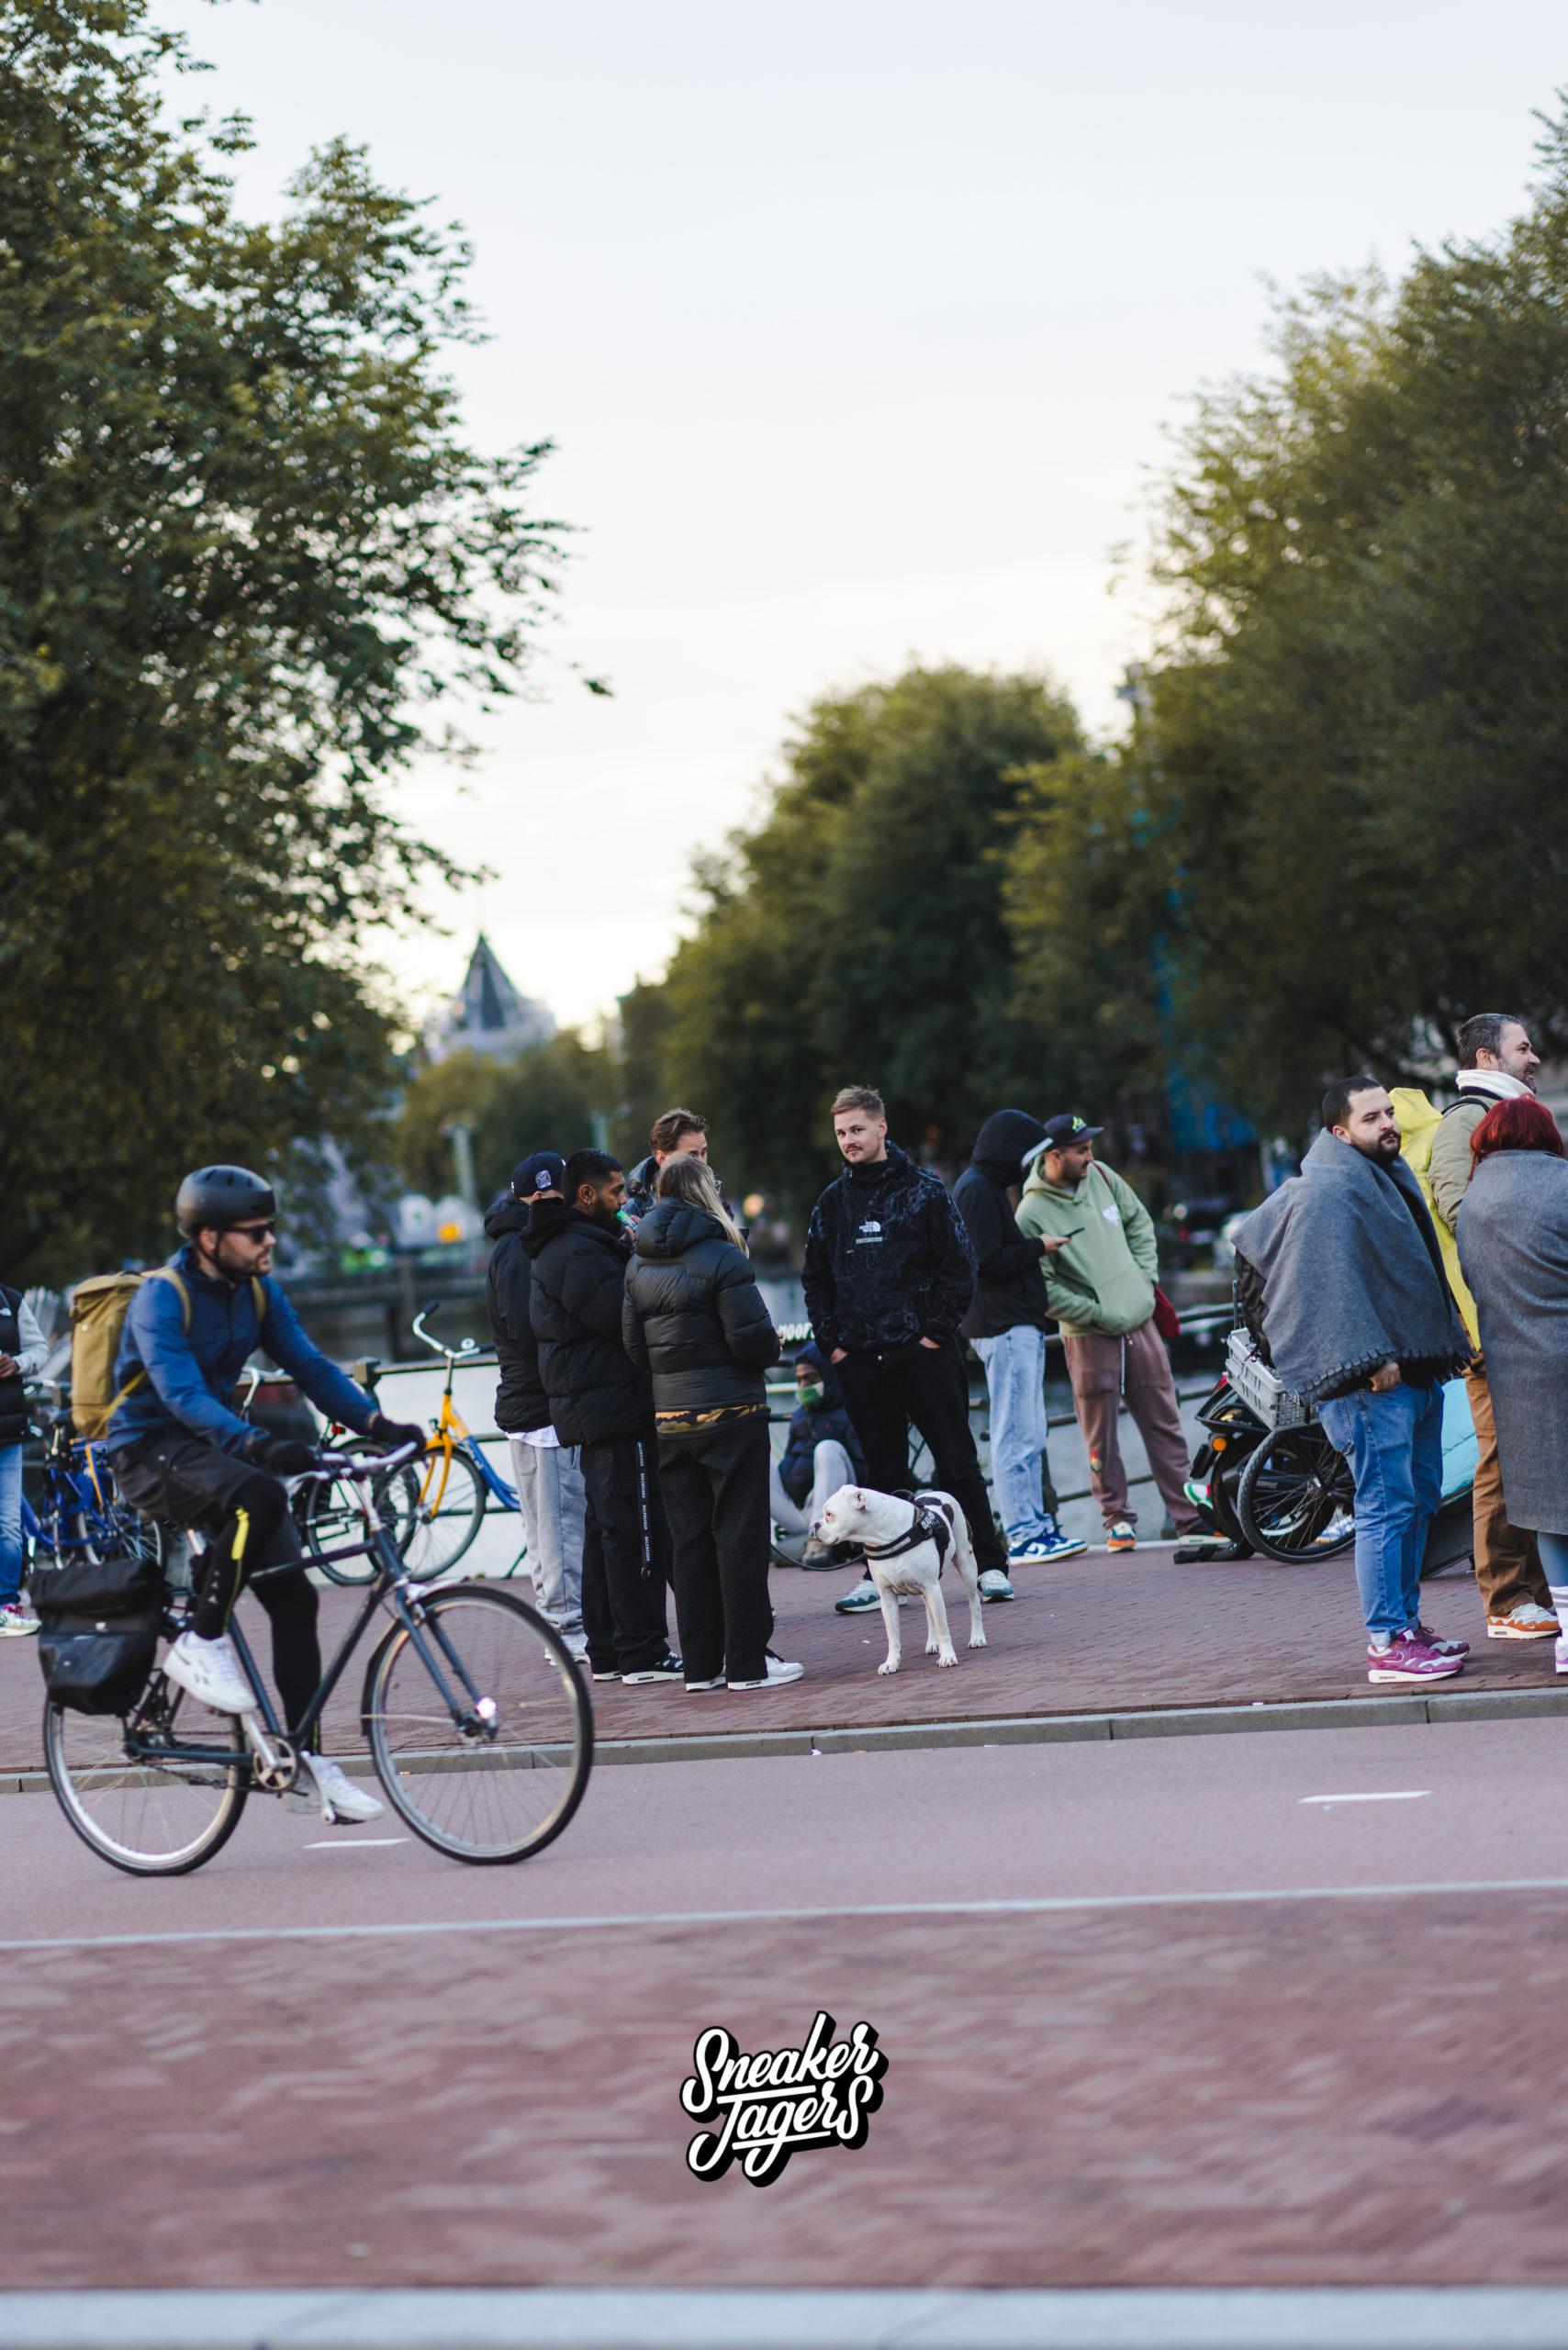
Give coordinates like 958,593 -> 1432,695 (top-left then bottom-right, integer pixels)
1015,1157 -> 1159,1338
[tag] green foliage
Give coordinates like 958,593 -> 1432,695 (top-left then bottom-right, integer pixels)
1108,103 -> 1568,1133
393,1036 -> 618,1204
0,0 -> 570,1278
640,666 -> 1085,1204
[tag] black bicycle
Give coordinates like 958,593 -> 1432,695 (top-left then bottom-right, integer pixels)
43,1444 -> 592,1877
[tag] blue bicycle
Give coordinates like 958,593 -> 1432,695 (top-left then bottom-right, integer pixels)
23,1410 -> 162,1578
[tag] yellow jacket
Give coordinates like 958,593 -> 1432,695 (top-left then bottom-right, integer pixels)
1389,1087 -> 1479,1345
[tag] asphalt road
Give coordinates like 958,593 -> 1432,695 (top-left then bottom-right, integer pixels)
9,1720 -> 1568,2293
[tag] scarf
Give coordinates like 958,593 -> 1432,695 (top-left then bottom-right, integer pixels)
1233,1130 -> 1472,1402
1457,1069 -> 1533,1104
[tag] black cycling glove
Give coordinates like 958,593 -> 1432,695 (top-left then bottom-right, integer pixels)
254,1436 -> 319,1476
370,1414 -> 426,1453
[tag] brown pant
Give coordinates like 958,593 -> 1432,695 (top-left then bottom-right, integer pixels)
1064,1319 -> 1203,1534
1466,1361 -> 1550,1617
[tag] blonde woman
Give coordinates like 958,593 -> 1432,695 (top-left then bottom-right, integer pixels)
622,1156 -> 803,1690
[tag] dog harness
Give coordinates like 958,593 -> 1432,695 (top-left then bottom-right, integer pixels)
859,1495 -> 954,1567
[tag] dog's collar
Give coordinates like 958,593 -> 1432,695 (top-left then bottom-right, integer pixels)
861,1500 -> 951,1564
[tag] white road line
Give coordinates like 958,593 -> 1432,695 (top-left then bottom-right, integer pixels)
304,1838 -> 409,1849
5,1874 -> 1568,1955
1299,1791 -> 1430,1805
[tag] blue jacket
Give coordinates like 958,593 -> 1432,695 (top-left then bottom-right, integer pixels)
108,1248 -> 377,1460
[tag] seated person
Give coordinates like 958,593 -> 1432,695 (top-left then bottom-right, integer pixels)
769,1343 -> 868,1564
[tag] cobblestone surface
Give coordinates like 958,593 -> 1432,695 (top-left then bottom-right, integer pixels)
7,1893 -> 1568,2288
1,1543 -> 1557,1774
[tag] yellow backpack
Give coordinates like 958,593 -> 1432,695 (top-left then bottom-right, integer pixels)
1389,1088 -> 1479,1345
68,1268 -> 267,1438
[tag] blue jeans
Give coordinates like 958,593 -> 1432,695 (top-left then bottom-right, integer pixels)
973,1325 -> 1057,1548
1317,1383 -> 1444,1641
0,1442 -> 23,1605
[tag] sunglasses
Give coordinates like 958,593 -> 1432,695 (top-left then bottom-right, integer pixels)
230,1221 -> 277,1240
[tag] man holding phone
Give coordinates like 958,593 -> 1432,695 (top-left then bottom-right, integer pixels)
1016,1114 -> 1204,1553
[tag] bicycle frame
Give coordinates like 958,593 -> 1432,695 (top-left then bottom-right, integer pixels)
120,1486 -> 491,1776
412,1312 -> 518,1516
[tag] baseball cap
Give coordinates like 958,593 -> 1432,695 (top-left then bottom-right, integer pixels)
510,1150 -> 566,1199
1023,1113 -> 1104,1169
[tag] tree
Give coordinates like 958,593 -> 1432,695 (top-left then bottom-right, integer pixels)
392,1035 -> 618,1204
1106,102 -> 1568,1133
641,666 -> 1085,1205
0,1 -> 573,1277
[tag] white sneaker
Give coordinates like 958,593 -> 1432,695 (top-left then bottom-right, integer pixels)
1487,1603 -> 1560,1640
1555,1637 -> 1568,1678
162,1630 -> 254,1714
730,1652 -> 804,1690
0,1601 -> 40,1637
301,1751 -> 385,1824
561,1628 -> 589,1661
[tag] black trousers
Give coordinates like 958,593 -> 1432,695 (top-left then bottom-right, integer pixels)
835,1338 -> 1006,1573
579,1431 -> 672,1674
109,1430 -> 321,1731
656,1416 -> 774,1684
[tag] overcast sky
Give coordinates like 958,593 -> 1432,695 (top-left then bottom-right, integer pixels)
165,0 -> 1567,1031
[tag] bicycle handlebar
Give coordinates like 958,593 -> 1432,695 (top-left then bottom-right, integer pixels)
410,1302 -> 480,1363
291,1438 -> 426,1485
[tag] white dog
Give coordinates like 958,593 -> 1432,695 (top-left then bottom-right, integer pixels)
812,1484 -> 985,1676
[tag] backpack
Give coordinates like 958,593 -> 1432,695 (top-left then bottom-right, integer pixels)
1387,1088 -> 1479,1345
69,1268 -> 264,1438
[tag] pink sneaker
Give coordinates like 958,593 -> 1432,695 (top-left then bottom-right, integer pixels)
1412,1620 -> 1470,1659
1367,1630 -> 1463,1684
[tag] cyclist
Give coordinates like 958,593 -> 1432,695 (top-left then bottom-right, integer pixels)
106,1165 -> 424,1825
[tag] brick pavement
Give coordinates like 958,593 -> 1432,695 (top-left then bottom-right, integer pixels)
7,1893 -> 1568,2288
1,1542 -> 1560,1775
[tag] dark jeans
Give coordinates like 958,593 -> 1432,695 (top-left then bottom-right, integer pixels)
657,1416 -> 774,1683
835,1338 -> 1006,1574
579,1431 -> 672,1674
109,1430 -> 320,1731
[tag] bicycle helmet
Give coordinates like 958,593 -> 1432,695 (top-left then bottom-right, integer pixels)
174,1164 -> 277,1238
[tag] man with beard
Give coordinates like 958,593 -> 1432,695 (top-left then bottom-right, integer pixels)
802,1085 -> 1012,1612
525,1149 -> 679,1684
1233,1080 -> 1473,1684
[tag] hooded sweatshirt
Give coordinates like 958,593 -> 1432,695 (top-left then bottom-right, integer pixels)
1015,1154 -> 1159,1340
954,1110 -> 1052,1340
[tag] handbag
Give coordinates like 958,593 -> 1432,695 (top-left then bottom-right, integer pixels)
34,1549 -> 163,1717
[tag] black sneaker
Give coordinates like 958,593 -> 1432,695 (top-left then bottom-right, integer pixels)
622,1652 -> 684,1684
590,1664 -> 622,1683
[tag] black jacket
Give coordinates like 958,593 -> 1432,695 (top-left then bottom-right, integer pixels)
484,1193 -> 549,1435
524,1200 -> 650,1446
954,1111 -> 1051,1340
622,1200 -> 780,1416
801,1143 -> 976,1356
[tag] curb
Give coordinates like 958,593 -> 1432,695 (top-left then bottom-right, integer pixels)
4,1681 -> 1564,1794
3,2285 -> 1568,2350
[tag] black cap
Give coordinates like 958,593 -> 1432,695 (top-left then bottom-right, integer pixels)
1025,1113 -> 1104,1168
510,1150 -> 566,1200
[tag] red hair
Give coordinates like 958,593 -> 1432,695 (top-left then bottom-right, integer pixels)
1470,1095 -> 1565,1169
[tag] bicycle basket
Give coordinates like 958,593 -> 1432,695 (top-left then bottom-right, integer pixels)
34,1550 -> 163,1716
1225,1329 -> 1314,1430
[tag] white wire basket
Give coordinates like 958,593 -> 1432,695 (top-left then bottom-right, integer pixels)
1225,1328 -> 1314,1429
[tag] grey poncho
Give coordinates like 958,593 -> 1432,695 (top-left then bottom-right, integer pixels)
1234,1130 -> 1471,1404
1457,1147 -> 1568,1537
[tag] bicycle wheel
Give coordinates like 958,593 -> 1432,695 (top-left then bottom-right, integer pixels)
298,1457 -> 419,1585
1237,1426 -> 1355,1564
44,1671 -> 248,1877
400,1445 -> 487,1581
365,1585 -> 592,1864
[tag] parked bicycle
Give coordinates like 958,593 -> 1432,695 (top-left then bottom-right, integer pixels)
42,1442 -> 591,1876
22,1400 -> 162,1577
295,1312 -> 526,1586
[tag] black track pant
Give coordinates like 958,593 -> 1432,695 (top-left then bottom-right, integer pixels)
578,1430 -> 672,1675
109,1429 -> 321,1731
835,1338 -> 1007,1574
656,1416 -> 773,1684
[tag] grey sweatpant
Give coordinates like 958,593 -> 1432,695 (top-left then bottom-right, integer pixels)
506,1435 -> 587,1638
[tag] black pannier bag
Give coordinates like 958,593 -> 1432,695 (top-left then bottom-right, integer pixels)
35,1551 -> 164,1717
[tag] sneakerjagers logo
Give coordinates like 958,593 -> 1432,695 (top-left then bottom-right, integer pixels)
680,2009 -> 888,2185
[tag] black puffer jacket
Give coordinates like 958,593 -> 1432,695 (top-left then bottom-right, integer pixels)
484,1192 -> 549,1434
524,1200 -> 650,1446
955,1110 -> 1052,1340
801,1143 -> 976,1355
622,1201 -> 780,1416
